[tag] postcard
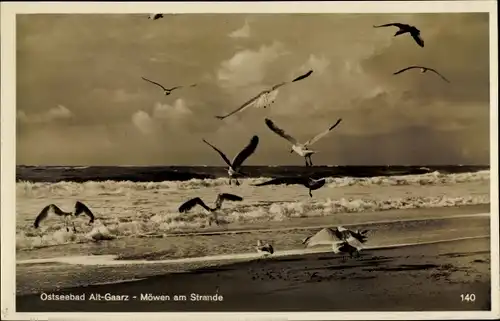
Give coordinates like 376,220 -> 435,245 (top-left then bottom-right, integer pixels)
1,1 -> 498,320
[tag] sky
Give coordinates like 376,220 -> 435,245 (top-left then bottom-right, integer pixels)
15,13 -> 491,166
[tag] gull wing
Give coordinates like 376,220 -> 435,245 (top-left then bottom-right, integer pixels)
428,68 -> 450,83
308,177 -> 326,190
291,69 -> 314,83
231,135 -> 259,169
304,228 -> 343,247
373,23 -> 410,29
265,118 -> 298,145
34,204 -> 53,228
347,229 -> 369,244
141,77 -> 167,91
253,176 -> 309,187
178,197 -> 210,213
215,193 -> 243,210
74,201 -> 95,224
411,32 -> 425,47
304,118 -> 342,147
219,193 -> 244,202
393,66 -> 422,75
215,90 -> 266,120
267,70 -> 313,91
202,139 -> 233,168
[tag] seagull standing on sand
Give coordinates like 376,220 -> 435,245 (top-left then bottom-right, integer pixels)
34,201 -> 96,232
393,66 -> 450,83
141,77 -> 197,96
256,240 -> 274,257
373,23 -> 424,47
265,118 -> 342,167
178,193 -> 243,226
302,226 -> 368,259
215,70 -> 314,120
253,176 -> 327,197
202,136 -> 259,185
148,14 -> 164,20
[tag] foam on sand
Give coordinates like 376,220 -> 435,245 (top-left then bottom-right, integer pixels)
17,235 -> 490,267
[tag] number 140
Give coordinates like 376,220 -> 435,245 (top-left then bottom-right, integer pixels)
460,293 -> 476,302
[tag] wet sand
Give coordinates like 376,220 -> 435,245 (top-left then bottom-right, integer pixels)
16,237 -> 491,312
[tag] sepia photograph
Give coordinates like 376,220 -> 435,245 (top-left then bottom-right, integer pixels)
1,1 -> 499,320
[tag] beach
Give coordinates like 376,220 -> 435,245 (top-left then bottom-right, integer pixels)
16,204 -> 491,312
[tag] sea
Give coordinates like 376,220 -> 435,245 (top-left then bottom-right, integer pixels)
15,165 -> 491,256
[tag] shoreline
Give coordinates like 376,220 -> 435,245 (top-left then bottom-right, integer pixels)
16,237 -> 491,312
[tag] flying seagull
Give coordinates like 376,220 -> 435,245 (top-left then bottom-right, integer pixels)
393,66 -> 450,83
141,77 -> 197,96
265,118 -> 342,167
256,240 -> 274,256
178,193 -> 243,226
253,176 -> 326,197
373,23 -> 424,47
215,70 -> 314,120
302,226 -> 368,259
34,201 -> 96,232
202,135 -> 259,185
148,14 -> 164,20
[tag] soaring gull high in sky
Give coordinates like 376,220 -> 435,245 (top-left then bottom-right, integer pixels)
16,13 -> 490,165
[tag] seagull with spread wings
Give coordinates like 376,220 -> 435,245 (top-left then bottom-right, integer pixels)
215,70 -> 313,120
393,65 -> 450,83
202,135 -> 259,185
178,193 -> 243,226
373,23 -> 424,47
253,176 -> 326,197
265,118 -> 342,167
141,77 -> 197,96
34,201 -> 96,232
302,226 -> 368,259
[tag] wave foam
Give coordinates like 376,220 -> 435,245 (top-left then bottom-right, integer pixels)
16,194 -> 489,251
16,170 -> 490,198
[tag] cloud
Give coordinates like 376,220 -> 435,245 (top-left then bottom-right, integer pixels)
216,42 -> 288,89
229,20 -> 250,39
131,110 -> 154,135
17,105 -> 73,124
131,99 -> 193,135
152,98 -> 192,120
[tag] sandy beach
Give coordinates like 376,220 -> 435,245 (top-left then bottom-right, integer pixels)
16,205 -> 491,312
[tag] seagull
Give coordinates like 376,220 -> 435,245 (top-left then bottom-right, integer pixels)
178,193 -> 243,226
33,201 -> 96,232
265,118 -> 342,167
256,240 -> 274,256
253,176 -> 326,197
373,23 -> 424,47
215,70 -> 314,120
148,14 -> 164,20
141,77 -> 197,96
393,66 -> 450,83
302,226 -> 368,259
202,135 -> 259,185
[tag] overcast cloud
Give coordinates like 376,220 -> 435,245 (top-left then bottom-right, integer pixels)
16,13 -> 490,165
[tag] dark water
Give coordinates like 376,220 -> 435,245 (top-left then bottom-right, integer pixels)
16,165 -> 490,183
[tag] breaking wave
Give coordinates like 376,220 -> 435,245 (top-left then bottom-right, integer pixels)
16,170 -> 490,197
15,170 -> 490,251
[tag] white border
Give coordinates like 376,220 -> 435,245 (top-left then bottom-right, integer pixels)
1,1 -> 498,320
